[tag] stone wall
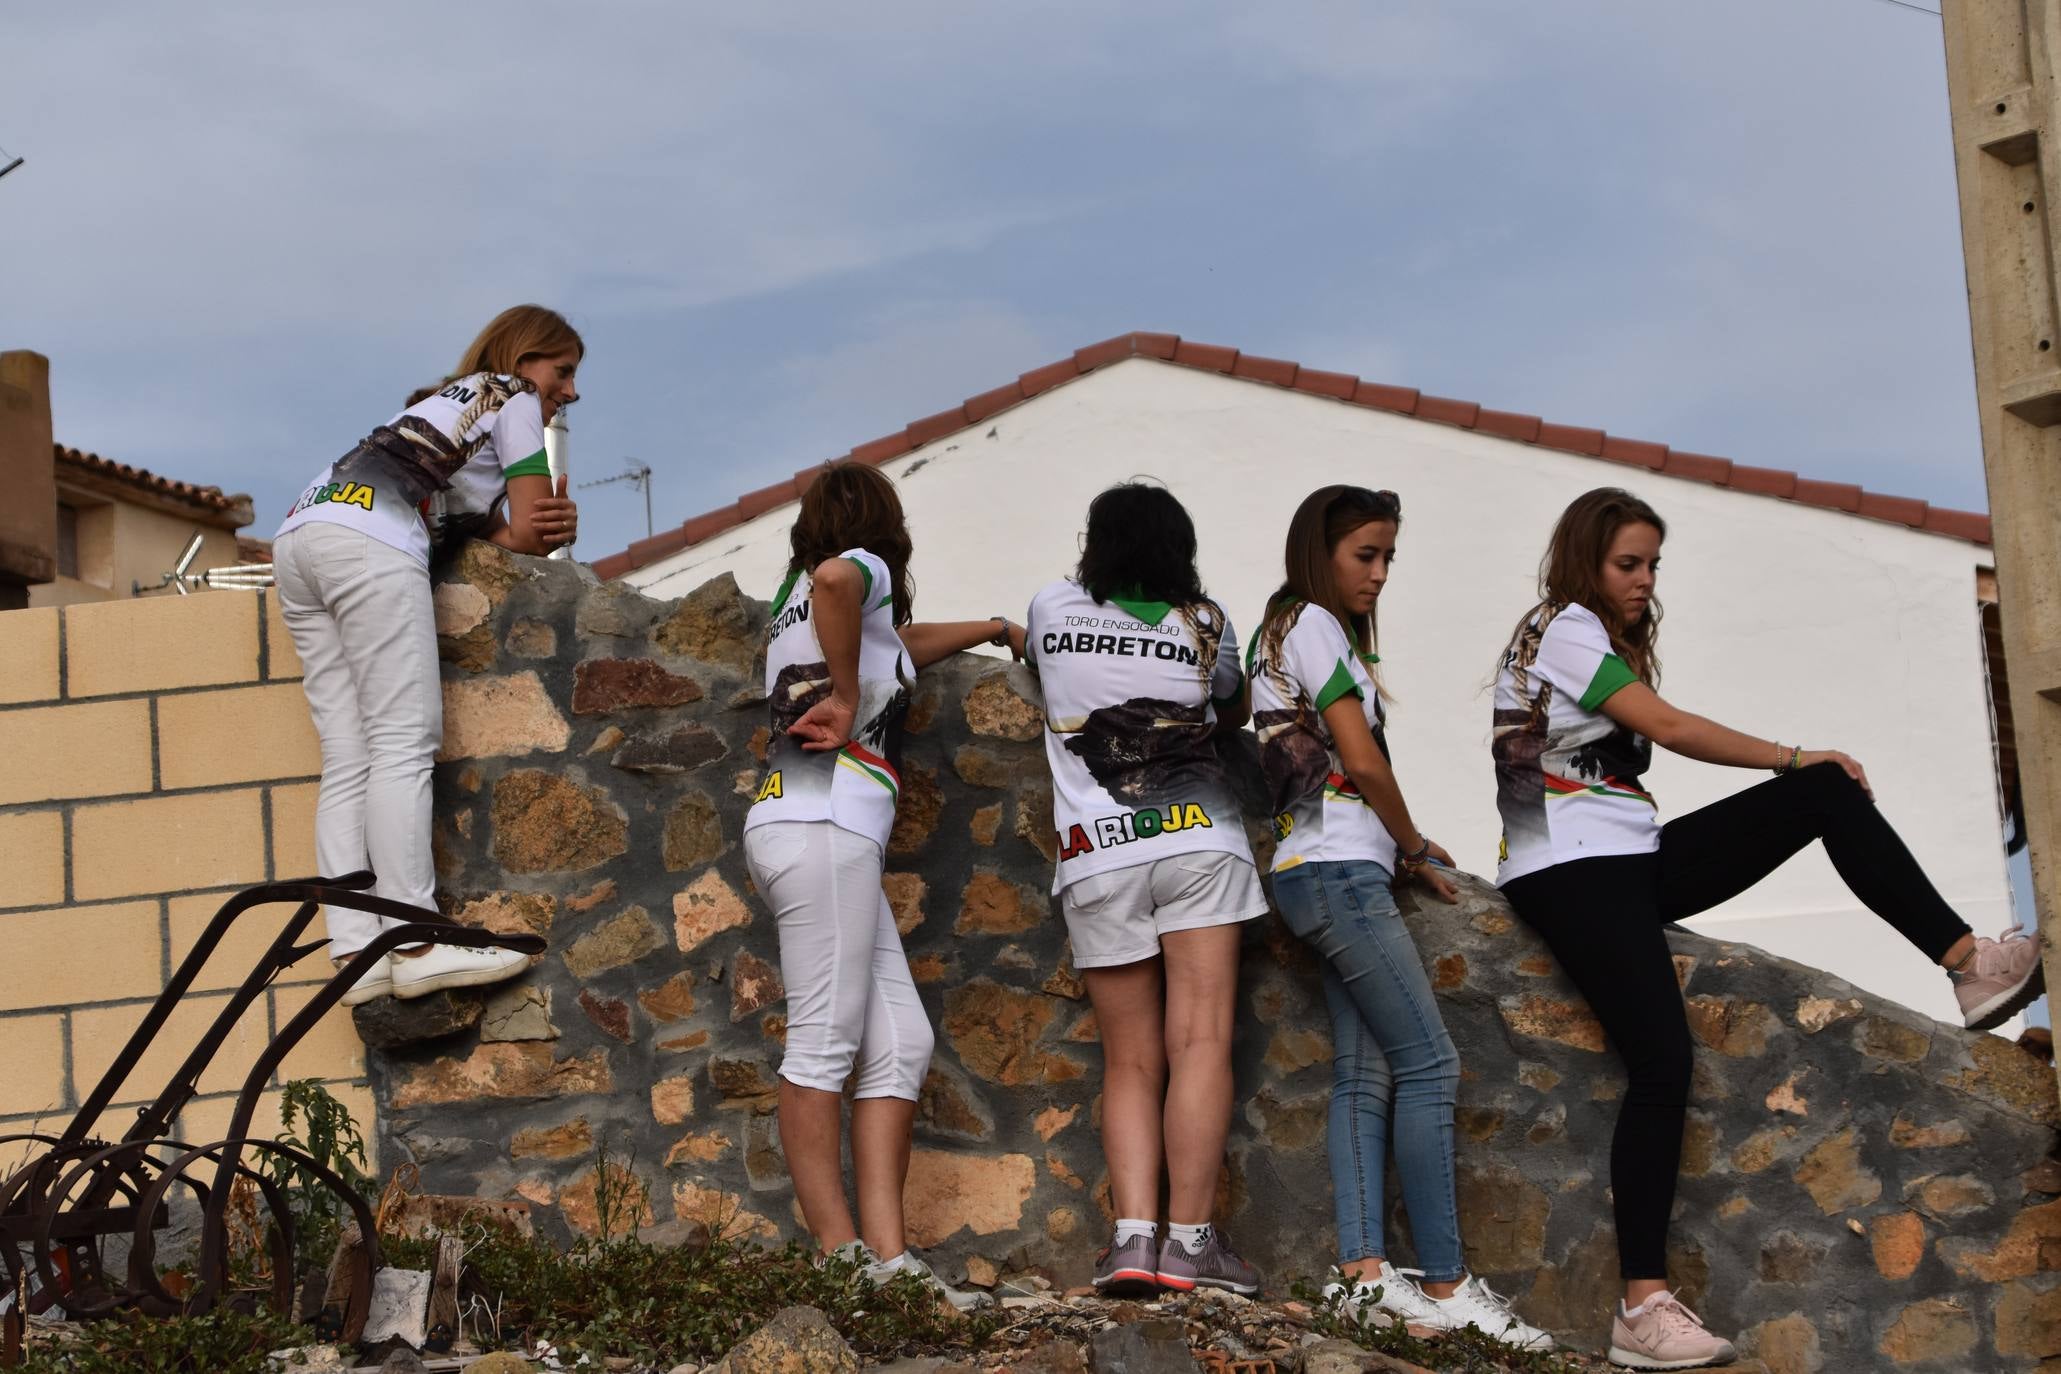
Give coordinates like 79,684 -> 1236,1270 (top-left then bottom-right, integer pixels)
383,545 -> 2061,1372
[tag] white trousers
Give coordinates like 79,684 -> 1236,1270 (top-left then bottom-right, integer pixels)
273,524 -> 441,957
744,820 -> 935,1100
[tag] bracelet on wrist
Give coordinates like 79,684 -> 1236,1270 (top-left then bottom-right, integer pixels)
1399,836 -> 1432,868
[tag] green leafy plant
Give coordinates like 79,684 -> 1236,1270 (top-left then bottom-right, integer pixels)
12,1308 -> 309,1374
254,1079 -> 374,1263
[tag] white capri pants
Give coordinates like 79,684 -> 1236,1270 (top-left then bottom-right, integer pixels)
744,820 -> 935,1101
273,523 -> 441,957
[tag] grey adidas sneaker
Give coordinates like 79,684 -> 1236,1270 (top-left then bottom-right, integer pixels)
1093,1233 -> 1161,1298
1155,1227 -> 1260,1296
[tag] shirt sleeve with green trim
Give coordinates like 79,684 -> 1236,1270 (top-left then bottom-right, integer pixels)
1535,604 -> 1638,712
493,390 -> 550,479
1284,605 -> 1363,713
839,548 -> 893,614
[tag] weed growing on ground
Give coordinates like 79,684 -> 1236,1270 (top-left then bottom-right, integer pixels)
12,1308 -> 309,1374
1292,1278 -> 1598,1374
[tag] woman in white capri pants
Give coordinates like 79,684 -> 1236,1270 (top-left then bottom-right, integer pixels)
272,305 -> 583,1006
742,461 -> 1024,1310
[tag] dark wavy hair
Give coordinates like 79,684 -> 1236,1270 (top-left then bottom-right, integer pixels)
1258,485 -> 1403,661
786,462 -> 914,625
1075,482 -> 1207,606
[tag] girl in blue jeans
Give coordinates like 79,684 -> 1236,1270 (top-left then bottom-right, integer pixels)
1249,486 -> 1549,1351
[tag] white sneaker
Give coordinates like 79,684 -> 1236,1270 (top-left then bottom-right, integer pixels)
1419,1275 -> 1555,1351
1317,1268 -> 1399,1330
389,944 -> 530,999
333,955 -> 394,1007
864,1250 -> 995,1312
1322,1261 -> 1442,1334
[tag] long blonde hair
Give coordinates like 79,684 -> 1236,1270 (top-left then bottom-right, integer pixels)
407,305 -> 584,405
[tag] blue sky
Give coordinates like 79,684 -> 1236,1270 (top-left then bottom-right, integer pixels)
6,0 -> 1975,565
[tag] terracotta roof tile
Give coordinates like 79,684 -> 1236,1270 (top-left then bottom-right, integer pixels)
1476,408 -> 1542,443
964,382 -> 1026,423
1173,340 -> 1239,374
737,479 -> 801,521
904,407 -> 969,448
1292,368 -> 1358,400
1232,353 -> 1298,387
595,330 -> 1993,577
1793,478 -> 1863,512
1663,450 -> 1734,484
54,444 -> 253,524
1019,359 -> 1081,398
1600,436 -> 1668,470
848,432 -> 912,466
1414,395 -> 1480,427
1535,423 -> 1606,456
1352,382 -> 1419,414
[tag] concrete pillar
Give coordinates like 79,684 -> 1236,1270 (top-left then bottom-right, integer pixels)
0,351 -> 57,609
1942,4 -> 2061,1076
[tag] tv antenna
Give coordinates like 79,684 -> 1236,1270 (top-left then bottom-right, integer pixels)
134,531 -> 274,596
0,142 -> 23,182
579,459 -> 654,539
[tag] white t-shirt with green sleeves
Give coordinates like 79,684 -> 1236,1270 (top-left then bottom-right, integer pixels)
276,373 -> 551,567
745,547 -> 913,853
1491,601 -> 1659,883
1024,579 -> 1254,894
1248,601 -> 1396,875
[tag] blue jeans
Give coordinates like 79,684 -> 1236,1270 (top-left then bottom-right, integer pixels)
1273,861 -> 1465,1281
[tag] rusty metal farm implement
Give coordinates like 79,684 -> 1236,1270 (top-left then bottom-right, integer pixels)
0,874 -> 542,1364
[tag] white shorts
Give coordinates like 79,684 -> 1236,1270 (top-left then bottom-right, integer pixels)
744,820 -> 935,1100
1058,852 -> 1268,969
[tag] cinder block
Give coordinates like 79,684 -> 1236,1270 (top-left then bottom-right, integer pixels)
0,607 -> 61,704
0,810 -> 64,909
169,889 -> 327,993
71,991 -> 267,1106
263,591 -> 304,681
72,788 -> 266,900
66,593 -> 260,698
0,901 -> 162,1012
272,984 -> 367,1084
158,683 -> 320,789
0,1014 -> 65,1120
0,699 -> 152,806
269,782 -> 320,880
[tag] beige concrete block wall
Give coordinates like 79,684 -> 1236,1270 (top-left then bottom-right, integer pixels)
0,590 -> 374,1171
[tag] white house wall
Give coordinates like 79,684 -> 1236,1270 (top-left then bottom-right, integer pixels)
630,359 -> 2010,1025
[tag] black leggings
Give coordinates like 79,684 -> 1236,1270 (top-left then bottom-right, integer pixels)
1500,762 -> 1969,1279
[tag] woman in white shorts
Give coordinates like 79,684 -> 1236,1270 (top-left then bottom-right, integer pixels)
742,461 -> 1025,1310
272,305 -> 582,1006
1023,482 -> 1268,1298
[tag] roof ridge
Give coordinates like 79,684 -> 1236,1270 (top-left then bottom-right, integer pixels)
54,442 -> 251,517
591,331 -> 1991,580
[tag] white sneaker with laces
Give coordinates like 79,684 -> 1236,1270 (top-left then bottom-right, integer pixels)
1323,1261 -> 1443,1334
333,955 -> 394,1007
390,943 -> 530,999
1419,1274 -> 1555,1350
1317,1268 -> 1399,1330
864,1250 -> 995,1312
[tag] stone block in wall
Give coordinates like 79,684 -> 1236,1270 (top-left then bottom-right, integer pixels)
0,605 -> 60,704
0,810 -> 63,908
1,900 -> 165,1011
0,698 -> 152,805
0,1013 -> 64,1115
360,552 -> 2061,1374
157,682 -> 322,789
65,590 -> 261,697
71,787 -> 268,900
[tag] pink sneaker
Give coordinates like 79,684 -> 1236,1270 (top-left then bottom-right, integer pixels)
1609,1291 -> 1735,1369
1954,925 -> 2046,1031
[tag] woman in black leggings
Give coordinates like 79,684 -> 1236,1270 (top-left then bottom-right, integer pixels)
1490,487 -> 2042,1370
